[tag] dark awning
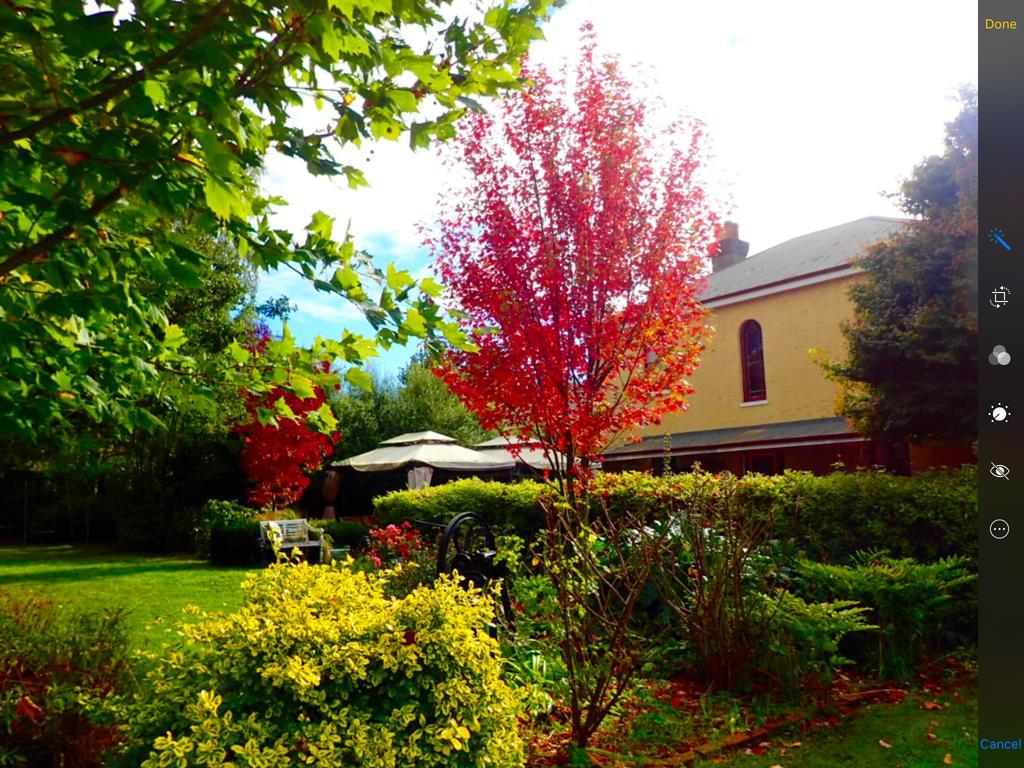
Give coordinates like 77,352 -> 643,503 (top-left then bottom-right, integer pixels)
603,417 -> 866,461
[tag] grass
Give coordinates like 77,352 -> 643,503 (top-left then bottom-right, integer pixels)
691,688 -> 978,768
0,545 -> 255,648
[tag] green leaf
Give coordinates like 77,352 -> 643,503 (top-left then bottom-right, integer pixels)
320,23 -> 343,59
342,166 -> 369,189
256,407 -> 278,427
273,396 -> 297,420
196,127 -> 238,178
75,323 -> 92,346
344,367 -> 374,393
329,0 -> 392,18
332,266 -> 361,292
204,177 -> 244,220
386,263 -> 414,293
401,308 -> 427,336
419,277 -> 443,298
386,88 -> 418,112
455,95 -> 486,113
308,211 -> 334,239
227,341 -> 250,365
313,402 -> 340,433
53,370 -> 73,390
143,78 -> 167,106
163,323 -> 186,350
289,374 -> 316,400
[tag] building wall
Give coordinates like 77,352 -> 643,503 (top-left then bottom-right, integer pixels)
634,274 -> 861,439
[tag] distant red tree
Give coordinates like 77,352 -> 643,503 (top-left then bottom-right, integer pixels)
236,357 -> 338,509
432,28 -> 718,486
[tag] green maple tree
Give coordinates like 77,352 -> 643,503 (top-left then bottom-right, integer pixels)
0,0 -> 556,440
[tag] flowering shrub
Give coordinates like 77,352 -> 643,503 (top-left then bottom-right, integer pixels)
122,561 -> 525,767
367,521 -> 424,567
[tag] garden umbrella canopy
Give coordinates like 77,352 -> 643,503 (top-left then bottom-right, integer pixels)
475,436 -> 562,471
334,431 -> 515,472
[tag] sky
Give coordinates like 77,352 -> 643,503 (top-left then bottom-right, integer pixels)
256,0 -> 978,375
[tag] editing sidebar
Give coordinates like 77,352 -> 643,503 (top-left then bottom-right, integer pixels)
980,3 -> 1024,764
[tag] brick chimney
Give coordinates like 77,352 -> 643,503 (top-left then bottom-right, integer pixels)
712,221 -> 749,273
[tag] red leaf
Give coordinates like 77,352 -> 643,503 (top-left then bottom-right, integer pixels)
235,372 -> 337,508
54,148 -> 90,165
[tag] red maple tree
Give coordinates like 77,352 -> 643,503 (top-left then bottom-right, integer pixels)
236,325 -> 338,508
432,28 -> 719,482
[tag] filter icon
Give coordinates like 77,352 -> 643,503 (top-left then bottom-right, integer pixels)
989,345 -> 1012,366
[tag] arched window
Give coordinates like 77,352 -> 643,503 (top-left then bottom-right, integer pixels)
740,320 -> 766,402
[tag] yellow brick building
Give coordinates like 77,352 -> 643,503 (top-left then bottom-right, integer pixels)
603,217 -> 955,475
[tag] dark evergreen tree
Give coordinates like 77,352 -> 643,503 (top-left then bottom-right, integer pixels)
824,88 -> 977,444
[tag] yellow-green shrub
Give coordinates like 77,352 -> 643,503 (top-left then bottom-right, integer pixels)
122,561 -> 524,767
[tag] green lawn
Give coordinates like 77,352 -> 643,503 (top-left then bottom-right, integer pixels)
692,690 -> 978,768
0,545 -> 255,648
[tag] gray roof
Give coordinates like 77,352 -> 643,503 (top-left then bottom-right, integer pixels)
704,217 -> 907,301
603,417 -> 860,458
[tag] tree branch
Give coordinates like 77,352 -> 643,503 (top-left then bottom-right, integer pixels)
0,0 -> 232,148
0,184 -> 126,278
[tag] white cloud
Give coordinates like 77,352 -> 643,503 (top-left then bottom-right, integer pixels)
531,0 -> 977,251
257,0 -> 977,370
296,297 -> 366,324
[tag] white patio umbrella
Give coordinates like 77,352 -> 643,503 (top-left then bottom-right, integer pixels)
334,432 -> 514,489
475,435 -> 563,472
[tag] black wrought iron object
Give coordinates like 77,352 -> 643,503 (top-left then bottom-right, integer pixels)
436,512 -> 512,623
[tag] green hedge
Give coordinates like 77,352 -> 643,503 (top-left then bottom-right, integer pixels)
310,519 -> 370,550
373,467 -> 976,563
764,467 -> 976,563
374,477 -> 551,537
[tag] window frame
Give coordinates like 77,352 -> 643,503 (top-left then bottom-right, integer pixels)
740,319 -> 767,402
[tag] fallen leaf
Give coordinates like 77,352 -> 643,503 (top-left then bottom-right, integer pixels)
943,754 -> 953,765
923,700 -> 943,711
769,765 -> 785,768
15,696 -> 44,724
928,732 -> 938,742
788,741 -> 802,748
879,739 -> 893,749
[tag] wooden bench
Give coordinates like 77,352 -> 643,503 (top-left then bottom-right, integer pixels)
259,519 -> 324,563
